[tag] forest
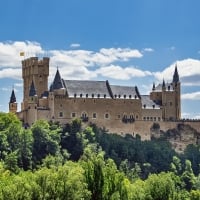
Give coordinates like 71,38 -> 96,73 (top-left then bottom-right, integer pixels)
0,112 -> 200,199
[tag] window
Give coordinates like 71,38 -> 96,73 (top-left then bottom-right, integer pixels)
59,112 -> 63,117
170,102 -> 173,106
154,117 -> 156,121
117,114 -> 121,119
105,113 -> 109,119
143,117 -> 146,120
130,114 -> 134,119
92,113 -> 97,119
82,112 -> 87,118
71,113 -> 76,118
158,117 -> 161,121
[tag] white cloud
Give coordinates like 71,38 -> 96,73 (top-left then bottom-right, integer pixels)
0,68 -> 21,79
0,41 -> 43,68
0,41 -> 144,81
143,48 -> 154,52
182,91 -> 200,100
154,58 -> 200,86
95,65 -> 152,80
70,43 -> 80,48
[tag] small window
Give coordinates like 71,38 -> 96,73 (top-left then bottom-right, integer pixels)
135,115 -> 138,119
105,113 -> 109,119
82,112 -> 87,118
92,94 -> 94,98
154,117 -> 156,121
80,94 -> 82,98
104,94 -> 106,98
86,94 -> 88,98
143,117 -> 146,120
129,95 -> 132,99
59,112 -> 63,117
158,117 -> 161,121
71,113 -> 76,118
98,94 -> 100,98
117,114 -> 120,119
130,114 -> 134,119
92,113 -> 97,119
124,95 -> 126,98
170,102 -> 173,106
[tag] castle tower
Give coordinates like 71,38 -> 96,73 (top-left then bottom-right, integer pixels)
9,89 -> 17,113
161,66 -> 181,121
172,65 -> 181,119
22,57 -> 49,110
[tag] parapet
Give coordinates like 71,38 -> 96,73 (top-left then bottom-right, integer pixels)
22,57 -> 49,68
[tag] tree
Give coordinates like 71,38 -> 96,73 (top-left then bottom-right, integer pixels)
31,120 -> 61,167
181,160 -> 196,191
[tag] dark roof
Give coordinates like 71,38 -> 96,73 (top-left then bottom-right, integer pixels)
41,91 -> 49,98
52,69 -> 65,90
10,89 -> 16,103
141,95 -> 161,109
110,85 -> 140,99
63,80 -> 111,98
155,83 -> 174,91
29,81 -> 36,96
173,65 -> 179,83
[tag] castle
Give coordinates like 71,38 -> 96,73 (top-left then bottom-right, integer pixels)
9,56 -> 185,139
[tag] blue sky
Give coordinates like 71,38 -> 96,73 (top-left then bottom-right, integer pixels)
0,0 -> 200,118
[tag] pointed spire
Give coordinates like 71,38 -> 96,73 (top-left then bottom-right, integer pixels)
52,68 -> 64,90
173,64 -> 179,84
152,82 -> 155,91
10,89 -> 16,103
162,79 -> 166,88
29,80 -> 37,96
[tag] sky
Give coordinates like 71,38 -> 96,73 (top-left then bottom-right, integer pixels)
0,0 -> 200,118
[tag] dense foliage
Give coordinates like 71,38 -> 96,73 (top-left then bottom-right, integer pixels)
0,112 -> 200,199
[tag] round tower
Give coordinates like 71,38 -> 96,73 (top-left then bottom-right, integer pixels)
9,89 -> 17,113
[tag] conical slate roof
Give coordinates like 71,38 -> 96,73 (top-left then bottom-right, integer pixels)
173,65 -> 179,83
29,80 -> 37,96
10,89 -> 16,103
52,69 -> 64,90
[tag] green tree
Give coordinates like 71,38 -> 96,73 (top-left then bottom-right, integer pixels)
181,159 -> 196,191
31,120 -> 61,167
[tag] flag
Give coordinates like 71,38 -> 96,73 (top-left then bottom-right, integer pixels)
20,52 -> 25,56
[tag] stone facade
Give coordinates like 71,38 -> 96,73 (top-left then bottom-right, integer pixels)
9,56 -> 199,141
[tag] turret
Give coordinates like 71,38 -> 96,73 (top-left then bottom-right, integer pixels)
28,80 -> 38,104
52,68 -> 64,90
51,68 -> 66,95
152,82 -> 155,91
9,89 -> 17,113
172,64 -> 179,85
162,79 -> 166,91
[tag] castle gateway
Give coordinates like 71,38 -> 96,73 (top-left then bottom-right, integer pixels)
9,57 -> 182,139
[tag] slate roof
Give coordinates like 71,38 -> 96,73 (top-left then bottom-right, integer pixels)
29,81 -> 37,96
154,83 -> 174,91
10,89 -> 16,103
173,65 -> 179,83
141,95 -> 161,109
63,80 -> 111,98
52,69 -> 65,90
110,85 -> 140,99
